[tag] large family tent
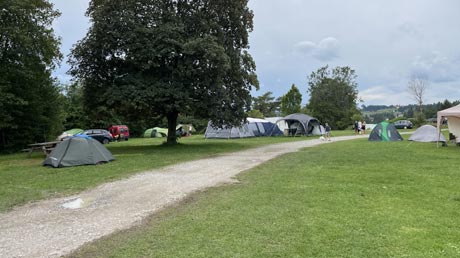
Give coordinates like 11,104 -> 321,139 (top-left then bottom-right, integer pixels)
246,118 -> 283,136
204,118 -> 283,139
204,121 -> 253,139
409,125 -> 446,143
43,135 -> 115,168
266,117 -> 288,133
368,121 -> 403,141
275,113 -> 323,136
437,104 -> 460,144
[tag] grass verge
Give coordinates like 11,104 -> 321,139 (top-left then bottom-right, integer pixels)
0,135 -> 314,212
68,139 -> 460,258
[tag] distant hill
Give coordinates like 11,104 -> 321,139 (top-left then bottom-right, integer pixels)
361,105 -> 398,112
361,100 -> 460,123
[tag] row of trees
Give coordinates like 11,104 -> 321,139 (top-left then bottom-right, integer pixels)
248,66 -> 361,130
1,0 -> 259,151
3,0 -> 359,152
4,1 -> 450,152
1,1 -> 63,152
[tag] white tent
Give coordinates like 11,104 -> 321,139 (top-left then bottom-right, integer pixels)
409,125 -> 446,143
437,104 -> 460,145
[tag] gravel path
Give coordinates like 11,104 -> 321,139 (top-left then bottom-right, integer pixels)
0,135 -> 364,258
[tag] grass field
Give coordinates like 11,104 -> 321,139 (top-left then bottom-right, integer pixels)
0,135 -> 316,212
66,137 -> 460,258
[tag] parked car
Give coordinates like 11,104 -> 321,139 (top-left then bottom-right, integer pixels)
108,125 -> 130,141
82,129 -> 113,144
393,120 -> 413,129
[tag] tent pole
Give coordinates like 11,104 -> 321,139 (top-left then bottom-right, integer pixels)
437,115 -> 441,148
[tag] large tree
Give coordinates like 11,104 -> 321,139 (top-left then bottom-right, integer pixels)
251,91 -> 280,117
70,0 -> 258,144
307,66 -> 360,129
281,84 -> 302,115
0,0 -> 63,151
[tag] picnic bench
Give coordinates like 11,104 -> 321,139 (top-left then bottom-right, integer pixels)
23,141 -> 61,157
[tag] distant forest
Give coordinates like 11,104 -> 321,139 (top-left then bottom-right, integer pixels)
361,99 -> 460,123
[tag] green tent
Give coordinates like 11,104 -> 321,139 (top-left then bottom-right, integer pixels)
144,127 -> 168,138
368,121 -> 403,142
43,135 -> 114,168
65,128 -> 84,135
56,128 -> 84,141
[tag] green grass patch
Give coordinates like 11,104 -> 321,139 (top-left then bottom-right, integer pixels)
0,135 -> 317,212
68,139 -> 460,258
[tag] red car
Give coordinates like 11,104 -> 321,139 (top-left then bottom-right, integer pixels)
108,125 -> 130,141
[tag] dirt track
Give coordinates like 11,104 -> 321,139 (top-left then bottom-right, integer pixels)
0,135 -> 364,258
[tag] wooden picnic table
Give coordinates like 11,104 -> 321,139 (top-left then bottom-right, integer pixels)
23,141 -> 61,157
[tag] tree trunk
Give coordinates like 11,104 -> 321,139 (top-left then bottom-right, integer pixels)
166,110 -> 179,145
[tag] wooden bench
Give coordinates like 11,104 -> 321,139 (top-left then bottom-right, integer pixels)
24,141 -> 60,157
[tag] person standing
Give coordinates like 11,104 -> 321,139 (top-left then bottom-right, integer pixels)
325,123 -> 332,141
357,120 -> 362,135
362,121 -> 366,135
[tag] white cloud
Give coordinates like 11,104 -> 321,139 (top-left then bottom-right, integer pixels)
314,37 -> 340,61
410,51 -> 460,83
359,85 -> 411,106
293,41 -> 316,53
425,82 -> 460,104
294,37 -> 339,61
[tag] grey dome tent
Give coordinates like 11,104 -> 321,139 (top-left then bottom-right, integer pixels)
274,113 -> 322,136
204,121 -> 254,139
409,125 -> 446,143
204,118 -> 283,139
368,121 -> 403,141
43,135 -> 115,168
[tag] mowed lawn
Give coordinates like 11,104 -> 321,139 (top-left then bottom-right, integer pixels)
0,135 -> 311,212
67,138 -> 460,258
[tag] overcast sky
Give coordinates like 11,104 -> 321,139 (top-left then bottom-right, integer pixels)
50,0 -> 460,106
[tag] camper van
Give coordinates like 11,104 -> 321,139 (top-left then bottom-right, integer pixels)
108,125 -> 130,141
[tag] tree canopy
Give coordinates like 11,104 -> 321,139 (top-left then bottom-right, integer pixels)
281,84 -> 302,116
251,91 -> 280,117
70,0 -> 258,144
0,0 -> 63,151
307,66 -> 360,129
